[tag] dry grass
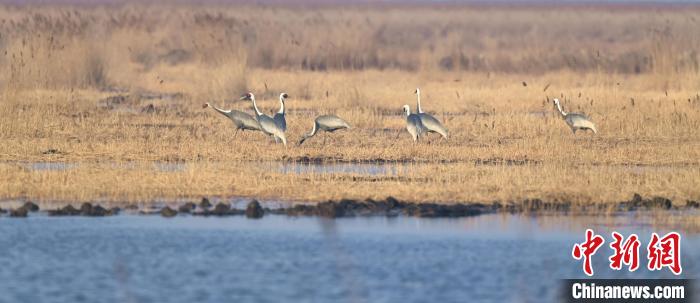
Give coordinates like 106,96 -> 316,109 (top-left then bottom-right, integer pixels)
0,161 -> 698,206
0,3 -> 699,206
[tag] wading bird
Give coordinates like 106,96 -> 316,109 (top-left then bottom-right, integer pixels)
298,115 -> 350,145
403,104 -> 425,142
414,88 -> 448,140
240,92 -> 287,146
552,98 -> 598,134
273,93 -> 289,132
202,102 -> 261,136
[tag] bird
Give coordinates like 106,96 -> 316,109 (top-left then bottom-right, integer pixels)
414,88 -> 448,140
202,102 -> 261,136
298,115 -> 350,145
240,92 -> 287,146
273,93 -> 289,132
402,104 -> 425,142
552,98 -> 598,134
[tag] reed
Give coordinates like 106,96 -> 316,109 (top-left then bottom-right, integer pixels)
0,3 -> 698,206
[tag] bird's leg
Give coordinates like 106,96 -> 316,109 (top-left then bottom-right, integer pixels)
233,128 -> 239,138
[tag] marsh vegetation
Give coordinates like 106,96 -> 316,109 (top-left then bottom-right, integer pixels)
0,3 -> 699,207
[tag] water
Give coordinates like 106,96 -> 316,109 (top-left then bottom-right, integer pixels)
17,161 -> 395,175
22,162 -> 77,171
274,162 -> 411,175
0,214 -> 698,303
153,162 -> 187,172
16,161 -> 188,172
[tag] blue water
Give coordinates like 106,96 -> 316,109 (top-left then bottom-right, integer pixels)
0,214 -> 698,303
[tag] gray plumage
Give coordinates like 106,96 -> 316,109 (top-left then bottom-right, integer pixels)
241,93 -> 287,146
415,88 -> 448,139
553,98 -> 598,134
299,115 -> 351,145
203,102 -> 261,133
403,105 -> 425,142
273,93 -> 289,132
418,113 -> 448,139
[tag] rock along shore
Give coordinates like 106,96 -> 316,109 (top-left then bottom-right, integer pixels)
2,193 -> 698,219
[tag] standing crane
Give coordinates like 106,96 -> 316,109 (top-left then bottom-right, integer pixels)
298,115 -> 350,145
240,92 -> 287,146
414,88 -> 448,140
273,93 -> 289,132
552,98 -> 598,134
402,104 -> 425,142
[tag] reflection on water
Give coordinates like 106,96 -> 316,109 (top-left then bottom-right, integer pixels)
274,162 -> 412,176
15,161 -> 700,179
0,214 -> 697,303
153,162 -> 187,172
23,162 -> 77,171
16,161 -> 188,172
17,161 -> 405,175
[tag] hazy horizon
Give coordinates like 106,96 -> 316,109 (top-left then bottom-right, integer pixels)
1,0 -> 700,5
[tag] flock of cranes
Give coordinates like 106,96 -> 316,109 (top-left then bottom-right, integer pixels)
204,89 -> 597,147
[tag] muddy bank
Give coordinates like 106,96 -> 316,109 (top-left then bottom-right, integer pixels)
2,194 -> 698,219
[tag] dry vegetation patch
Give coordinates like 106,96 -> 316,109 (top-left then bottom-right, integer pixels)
0,3 -> 698,206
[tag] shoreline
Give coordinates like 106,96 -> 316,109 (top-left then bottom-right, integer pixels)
3,194 -> 698,219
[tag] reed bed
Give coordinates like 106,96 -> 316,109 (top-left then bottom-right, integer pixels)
0,3 -> 698,206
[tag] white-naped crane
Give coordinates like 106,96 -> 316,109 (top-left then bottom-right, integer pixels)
414,88 -> 448,140
552,98 -> 598,134
402,104 -> 425,142
273,93 -> 289,132
240,92 -> 287,146
298,115 -> 350,145
202,102 -> 261,136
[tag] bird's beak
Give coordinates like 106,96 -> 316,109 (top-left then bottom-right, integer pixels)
239,95 -> 248,101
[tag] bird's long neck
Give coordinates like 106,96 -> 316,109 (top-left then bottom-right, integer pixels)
278,96 -> 285,114
405,107 -> 411,116
251,96 -> 262,117
209,103 -> 230,117
299,121 -> 318,145
306,121 -> 318,138
555,102 -> 567,118
416,91 -> 424,114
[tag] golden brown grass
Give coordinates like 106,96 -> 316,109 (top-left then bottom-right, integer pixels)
1,160 -> 698,206
0,3 -> 699,207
